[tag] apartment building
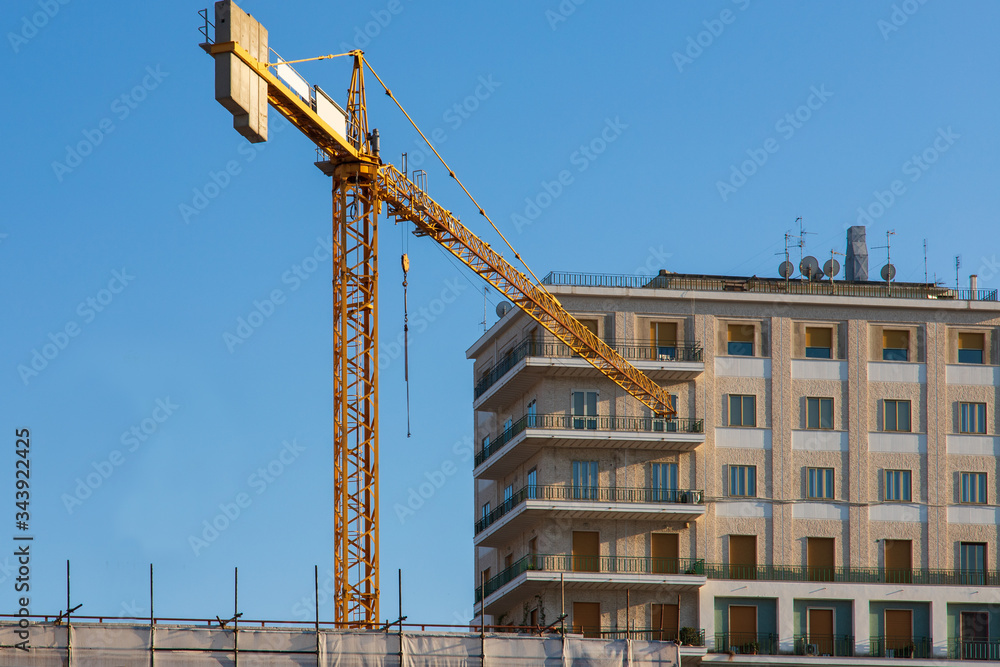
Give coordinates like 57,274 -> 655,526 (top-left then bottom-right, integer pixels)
467,262 -> 1000,664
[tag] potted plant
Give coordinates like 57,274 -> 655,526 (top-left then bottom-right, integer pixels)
679,627 -> 700,646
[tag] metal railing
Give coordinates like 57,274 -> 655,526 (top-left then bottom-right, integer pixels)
197,8 -> 214,45
474,338 -> 703,398
712,632 -> 779,655
704,562 -> 1000,586
542,271 -> 996,302
475,485 -> 704,534
793,634 -> 854,657
949,637 -> 1000,660
475,413 -> 704,467
475,554 -> 705,602
597,628 -> 705,645
870,635 -> 932,659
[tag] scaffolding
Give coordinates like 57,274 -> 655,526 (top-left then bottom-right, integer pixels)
0,619 -> 680,666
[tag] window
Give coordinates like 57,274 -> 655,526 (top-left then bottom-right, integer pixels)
481,502 -> 490,520
884,399 -> 911,432
727,324 -> 754,356
806,397 -> 834,429
651,322 -> 678,360
958,332 -> 985,364
572,460 -> 598,499
503,483 -> 514,506
480,567 -> 491,586
808,467 -> 834,499
960,542 -> 987,586
884,469 -> 912,502
577,319 -> 599,336
651,462 -> 679,502
882,329 -> 909,361
571,391 -> 598,430
961,403 -> 987,434
805,326 -> 833,359
526,399 -> 537,427
729,465 -> 756,497
728,394 -> 756,427
961,472 -> 987,504
526,468 -> 537,499
481,434 -> 490,450
503,417 -> 513,432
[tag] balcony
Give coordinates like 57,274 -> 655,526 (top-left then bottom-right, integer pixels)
870,635 -> 932,659
474,339 -> 704,412
949,638 -> 1000,660
705,562 -> 1000,586
474,485 -> 705,547
596,628 -> 705,647
793,634 -> 854,657
474,414 -> 705,479
475,554 -> 706,614
711,632 -> 779,656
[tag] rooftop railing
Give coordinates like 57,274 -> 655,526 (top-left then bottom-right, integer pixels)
705,562 -> 1000,586
475,413 -> 704,467
542,271 -> 1000,302
474,339 -> 702,398
475,485 -> 704,534
475,554 -> 705,602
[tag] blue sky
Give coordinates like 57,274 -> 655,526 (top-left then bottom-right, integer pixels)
1,0 -> 997,625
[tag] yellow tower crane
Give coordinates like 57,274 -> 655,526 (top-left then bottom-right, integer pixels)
201,0 -> 676,628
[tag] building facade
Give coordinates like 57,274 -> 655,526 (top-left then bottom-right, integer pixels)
468,268 -> 1000,664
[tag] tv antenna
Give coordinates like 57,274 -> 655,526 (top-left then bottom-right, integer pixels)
786,217 -> 814,273
825,249 -> 843,282
955,255 -> 961,289
873,229 -> 896,284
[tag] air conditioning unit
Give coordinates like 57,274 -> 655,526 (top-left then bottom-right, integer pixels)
658,353 -> 675,361
805,644 -> 819,656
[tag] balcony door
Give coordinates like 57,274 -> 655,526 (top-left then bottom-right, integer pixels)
652,603 -> 679,641
807,537 -> 835,582
651,533 -> 679,574
572,390 -> 598,430
729,605 -> 757,651
884,539 -> 912,583
729,535 -> 757,580
572,531 -> 599,572
961,611 -> 989,660
651,322 -> 678,360
572,461 -> 598,500
573,601 -> 600,638
807,608 -> 834,656
884,609 -> 912,657
651,462 -> 678,502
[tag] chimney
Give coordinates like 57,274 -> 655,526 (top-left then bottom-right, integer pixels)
845,226 -> 869,281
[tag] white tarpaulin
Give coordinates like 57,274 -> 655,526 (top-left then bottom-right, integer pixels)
0,623 -> 680,667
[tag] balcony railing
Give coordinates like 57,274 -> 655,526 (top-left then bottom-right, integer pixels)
542,271 -> 990,302
475,554 -> 705,602
474,339 -> 703,398
712,632 -> 779,655
475,485 -> 704,534
870,635 -> 932,659
949,638 -> 1000,660
475,413 -> 705,467
794,634 -> 854,657
597,628 -> 705,645
705,562 -> 1000,586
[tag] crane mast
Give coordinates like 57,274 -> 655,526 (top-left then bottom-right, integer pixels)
203,0 -> 675,628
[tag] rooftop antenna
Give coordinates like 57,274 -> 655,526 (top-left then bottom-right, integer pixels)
923,239 -> 928,284
481,286 -> 488,332
955,255 -> 961,289
873,229 -> 896,286
785,217 -> 814,276
775,238 -> 793,284
825,249 -> 843,282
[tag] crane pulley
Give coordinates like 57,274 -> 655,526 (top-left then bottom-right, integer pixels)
202,0 -> 675,628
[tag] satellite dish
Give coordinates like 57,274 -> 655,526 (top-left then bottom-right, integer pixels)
778,261 -> 794,278
811,269 -> 825,282
496,301 -> 513,318
799,256 -> 821,279
881,264 -> 896,281
824,259 -> 841,279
